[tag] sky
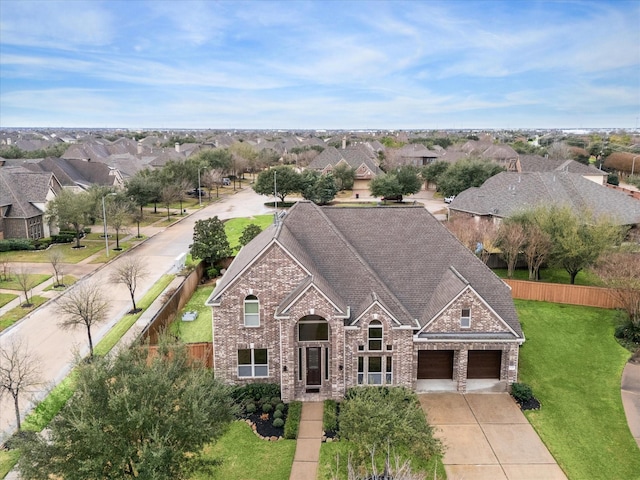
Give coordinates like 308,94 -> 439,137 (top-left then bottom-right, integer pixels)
0,0 -> 639,130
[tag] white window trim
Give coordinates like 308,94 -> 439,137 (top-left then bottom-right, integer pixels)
368,320 -> 383,351
461,308 -> 471,329
238,348 -> 268,378
357,355 -> 393,386
244,296 -> 260,327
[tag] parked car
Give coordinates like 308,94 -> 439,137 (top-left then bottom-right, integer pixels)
222,177 -> 231,186
444,195 -> 455,204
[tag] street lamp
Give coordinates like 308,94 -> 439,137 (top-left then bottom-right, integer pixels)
632,155 -> 639,176
197,168 -> 202,206
102,192 -> 117,257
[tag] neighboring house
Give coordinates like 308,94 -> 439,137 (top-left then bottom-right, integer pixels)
307,146 -> 382,191
0,167 -> 61,240
448,171 -> 640,227
458,140 -> 519,171
395,144 -> 442,166
24,157 -> 124,192
206,202 -> 524,402
516,155 -> 607,185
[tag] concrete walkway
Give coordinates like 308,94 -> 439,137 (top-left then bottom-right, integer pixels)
621,359 -> 640,450
419,393 -> 566,480
289,402 -> 323,480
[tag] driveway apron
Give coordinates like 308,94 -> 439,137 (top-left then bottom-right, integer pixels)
419,393 -> 567,480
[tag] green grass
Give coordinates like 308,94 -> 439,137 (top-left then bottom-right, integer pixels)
0,295 -> 48,332
0,273 -> 51,291
0,242 -> 105,263
0,292 -> 17,308
516,300 -> 640,480
21,372 -> 78,432
494,267 -> 601,286
169,285 -> 214,343
0,450 -> 19,479
192,421 -> 296,480
88,241 -> 137,264
43,275 -> 77,291
318,440 -> 445,480
224,215 -> 273,251
93,274 -> 175,356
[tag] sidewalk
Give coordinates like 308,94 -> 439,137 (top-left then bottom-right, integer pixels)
289,402 -> 324,480
621,358 -> 640,450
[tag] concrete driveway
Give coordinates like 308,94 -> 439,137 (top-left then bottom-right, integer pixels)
419,393 -> 567,480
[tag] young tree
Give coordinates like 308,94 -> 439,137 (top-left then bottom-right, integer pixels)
369,173 -> 402,202
15,267 -> 36,307
239,223 -> 263,247
160,184 -> 180,221
126,169 -> 162,215
476,220 -> 500,264
57,281 -> 109,358
17,341 -> 236,480
46,189 -> 93,248
0,336 -> 41,431
110,257 -> 149,313
497,221 -> 527,278
333,163 -> 356,190
253,166 -> 301,203
48,249 -> 66,287
0,257 -> 11,281
201,169 -> 223,199
190,216 -> 232,266
105,195 -> 135,250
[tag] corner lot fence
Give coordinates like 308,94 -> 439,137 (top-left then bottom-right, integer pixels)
607,184 -> 640,201
504,279 -> 622,309
145,342 -> 213,368
140,262 -> 205,344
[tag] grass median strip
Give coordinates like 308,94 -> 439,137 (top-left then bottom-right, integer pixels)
0,296 -> 48,332
0,293 -> 17,308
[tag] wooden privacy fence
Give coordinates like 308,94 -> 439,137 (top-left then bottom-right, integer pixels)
140,262 -> 204,344
145,342 -> 213,368
504,279 -> 622,309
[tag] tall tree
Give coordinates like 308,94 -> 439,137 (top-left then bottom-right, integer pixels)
57,281 -> 109,358
126,170 -> 161,216
46,189 -> 93,248
253,166 -> 301,203
190,217 -> 232,266
17,341 -> 236,480
239,223 -> 263,248
497,221 -> 527,278
0,337 -> 41,431
300,170 -> 338,205
593,249 -> 640,328
333,163 -> 356,190
104,194 -> 135,250
369,173 -> 403,202
110,257 -> 149,313
421,160 -> 449,190
511,209 -> 552,280
437,159 -> 505,198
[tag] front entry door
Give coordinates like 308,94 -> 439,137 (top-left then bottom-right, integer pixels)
306,347 -> 322,386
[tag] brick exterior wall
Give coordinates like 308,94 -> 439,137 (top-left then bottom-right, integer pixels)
213,244 -> 521,401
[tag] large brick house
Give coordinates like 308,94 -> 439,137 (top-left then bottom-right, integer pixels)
206,202 -> 524,402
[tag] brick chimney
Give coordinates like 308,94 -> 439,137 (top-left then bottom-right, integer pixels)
342,136 -> 346,149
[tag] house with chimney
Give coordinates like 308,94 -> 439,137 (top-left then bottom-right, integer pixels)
206,202 -> 524,402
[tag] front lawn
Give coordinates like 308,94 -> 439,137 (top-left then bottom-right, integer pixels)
0,273 -> 51,291
0,242 -> 105,263
516,300 -> 640,479
169,285 -> 214,343
43,275 -> 77,291
192,421 -> 296,480
0,292 -> 17,308
224,215 -> 274,251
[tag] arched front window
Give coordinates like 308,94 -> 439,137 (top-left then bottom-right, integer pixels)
298,315 -> 329,341
244,295 -> 260,327
368,320 -> 383,351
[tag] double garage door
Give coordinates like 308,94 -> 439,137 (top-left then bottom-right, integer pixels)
417,350 -> 502,379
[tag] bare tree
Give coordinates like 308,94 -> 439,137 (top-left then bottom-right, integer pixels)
522,224 -> 552,280
201,169 -> 223,198
446,216 -> 479,252
497,221 -> 527,278
58,281 -> 109,358
547,142 -> 571,160
160,184 -> 179,221
0,257 -> 12,282
48,249 -> 66,287
0,337 -> 41,430
106,197 -> 134,250
110,257 -> 149,313
476,220 -> 500,264
15,267 -> 36,307
593,249 -> 640,327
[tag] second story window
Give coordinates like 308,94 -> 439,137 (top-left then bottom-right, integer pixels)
244,295 -> 260,327
461,308 -> 471,328
368,320 -> 383,351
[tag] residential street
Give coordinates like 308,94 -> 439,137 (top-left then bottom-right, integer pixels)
0,187 -> 273,442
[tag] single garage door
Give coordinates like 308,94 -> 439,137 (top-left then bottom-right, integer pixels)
417,350 -> 454,379
467,350 -> 502,379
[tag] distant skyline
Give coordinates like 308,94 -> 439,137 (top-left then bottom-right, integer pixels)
1,0 -> 639,130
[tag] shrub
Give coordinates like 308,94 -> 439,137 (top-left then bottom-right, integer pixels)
270,396 -> 281,406
272,418 -> 284,428
206,266 -> 219,279
284,401 -> 302,439
51,234 -> 74,244
615,323 -> 640,344
31,238 -> 52,250
510,383 -> 534,403
607,173 -> 620,186
245,402 -> 257,414
83,227 -> 92,234
231,383 -> 280,403
0,239 -> 35,252
323,399 -> 338,433
273,409 -> 283,419
262,403 -> 273,413
275,403 -> 285,412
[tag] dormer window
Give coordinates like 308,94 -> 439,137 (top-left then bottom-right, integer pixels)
244,295 -> 260,327
368,320 -> 383,351
461,308 -> 471,328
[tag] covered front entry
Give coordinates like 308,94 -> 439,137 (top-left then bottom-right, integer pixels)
417,350 -> 454,379
306,347 -> 322,387
296,315 -> 330,395
467,350 -> 502,379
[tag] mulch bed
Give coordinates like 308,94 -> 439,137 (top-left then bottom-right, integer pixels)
514,396 -> 541,411
245,412 -> 285,440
